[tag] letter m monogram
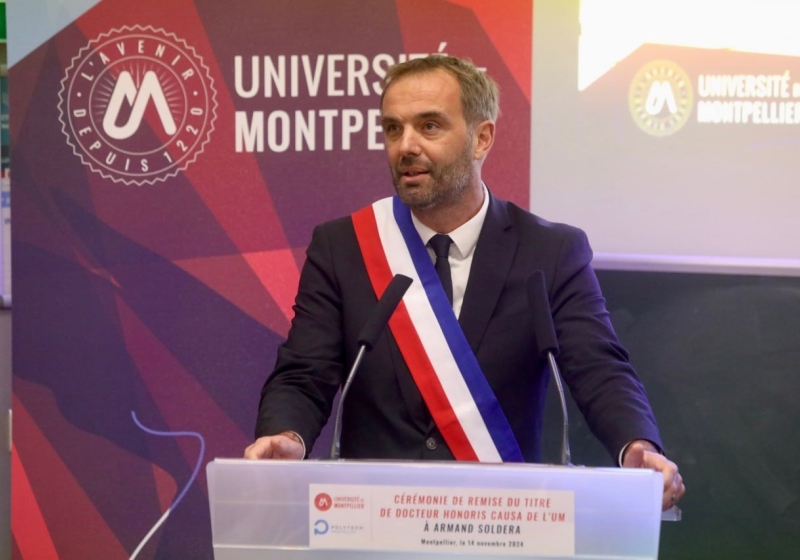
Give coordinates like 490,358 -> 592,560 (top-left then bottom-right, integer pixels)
645,81 -> 678,116
103,71 -> 178,140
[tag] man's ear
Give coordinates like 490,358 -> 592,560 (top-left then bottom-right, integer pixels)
472,120 -> 495,161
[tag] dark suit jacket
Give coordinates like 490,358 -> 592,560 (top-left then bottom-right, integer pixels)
256,193 -> 662,462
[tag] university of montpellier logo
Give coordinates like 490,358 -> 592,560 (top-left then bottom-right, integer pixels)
628,60 -> 693,137
314,493 -> 333,512
58,25 -> 217,185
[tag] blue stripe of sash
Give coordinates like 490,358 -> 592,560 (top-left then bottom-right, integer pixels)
392,197 -> 523,462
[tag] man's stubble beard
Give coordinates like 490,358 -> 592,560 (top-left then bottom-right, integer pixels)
392,138 -> 476,212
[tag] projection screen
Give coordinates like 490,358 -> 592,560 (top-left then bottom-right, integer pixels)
531,0 -> 800,276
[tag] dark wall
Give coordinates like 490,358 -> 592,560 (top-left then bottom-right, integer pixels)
542,270 -> 800,559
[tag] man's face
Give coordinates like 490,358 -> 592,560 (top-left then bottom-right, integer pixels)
380,69 -> 477,211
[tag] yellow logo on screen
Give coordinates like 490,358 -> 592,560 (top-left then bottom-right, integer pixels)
629,60 -> 694,137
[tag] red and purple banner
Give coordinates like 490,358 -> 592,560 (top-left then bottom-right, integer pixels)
10,0 -> 531,557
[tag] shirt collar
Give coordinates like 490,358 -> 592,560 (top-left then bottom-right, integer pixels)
411,184 -> 490,259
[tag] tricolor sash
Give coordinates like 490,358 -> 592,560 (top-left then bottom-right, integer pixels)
351,196 -> 523,463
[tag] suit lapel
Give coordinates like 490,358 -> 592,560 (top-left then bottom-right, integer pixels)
458,193 -> 516,353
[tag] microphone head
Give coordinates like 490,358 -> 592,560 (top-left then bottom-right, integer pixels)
357,274 -> 413,350
526,271 -> 559,357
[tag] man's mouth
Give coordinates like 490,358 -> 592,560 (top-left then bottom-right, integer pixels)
399,167 -> 429,178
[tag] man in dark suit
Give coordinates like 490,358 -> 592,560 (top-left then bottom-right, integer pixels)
245,56 -> 684,510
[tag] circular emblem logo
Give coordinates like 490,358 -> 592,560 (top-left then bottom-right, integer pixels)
58,26 -> 217,185
629,60 -> 693,137
314,493 -> 332,511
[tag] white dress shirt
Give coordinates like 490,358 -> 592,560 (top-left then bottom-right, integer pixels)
411,185 -> 490,319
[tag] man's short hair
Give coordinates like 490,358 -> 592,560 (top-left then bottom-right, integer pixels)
381,55 -> 500,126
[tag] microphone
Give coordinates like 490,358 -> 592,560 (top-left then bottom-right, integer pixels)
329,274 -> 413,459
527,271 -> 572,466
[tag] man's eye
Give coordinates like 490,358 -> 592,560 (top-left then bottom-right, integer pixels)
423,122 -> 439,131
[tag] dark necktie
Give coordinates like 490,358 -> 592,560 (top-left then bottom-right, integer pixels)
429,234 -> 453,306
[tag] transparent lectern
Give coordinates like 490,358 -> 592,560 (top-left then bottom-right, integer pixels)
207,459 -> 669,559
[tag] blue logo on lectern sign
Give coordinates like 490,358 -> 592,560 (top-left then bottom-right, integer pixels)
313,519 -> 329,535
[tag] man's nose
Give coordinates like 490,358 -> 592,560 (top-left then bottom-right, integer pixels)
398,128 -> 422,156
